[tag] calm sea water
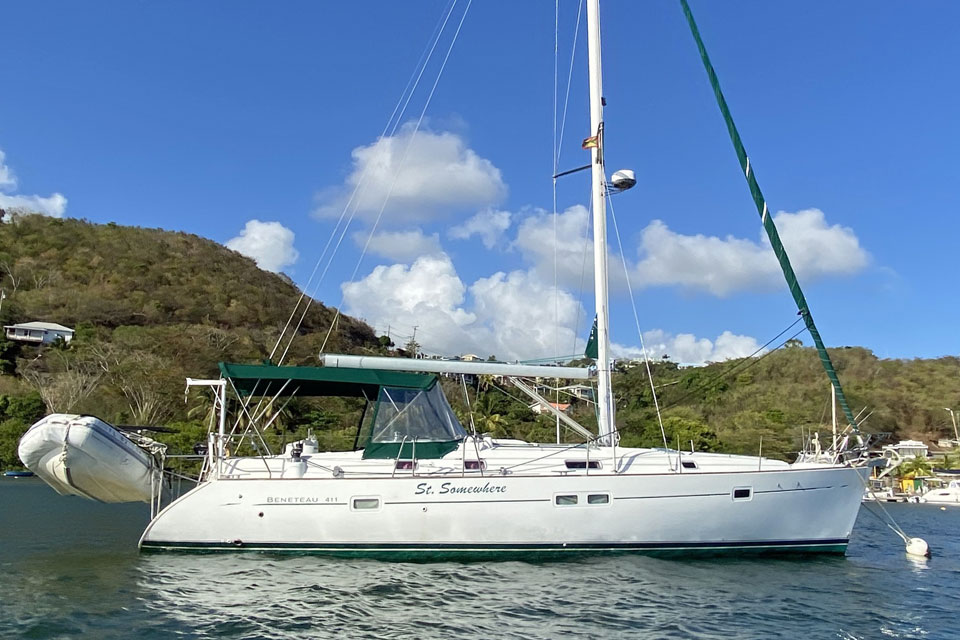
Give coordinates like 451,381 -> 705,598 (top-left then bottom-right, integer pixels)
1,478 -> 958,640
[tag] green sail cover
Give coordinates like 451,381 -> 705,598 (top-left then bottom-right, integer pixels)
679,0 -> 859,430
585,316 -> 599,360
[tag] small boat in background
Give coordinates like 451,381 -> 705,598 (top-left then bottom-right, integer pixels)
921,480 -> 960,506
18,414 -> 165,503
3,470 -> 34,478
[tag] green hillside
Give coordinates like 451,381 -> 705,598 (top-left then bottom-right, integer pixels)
0,213 -> 379,467
608,346 -> 960,460
1,212 -> 958,470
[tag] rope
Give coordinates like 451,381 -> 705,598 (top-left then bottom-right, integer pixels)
858,500 -> 910,543
679,0 -> 858,432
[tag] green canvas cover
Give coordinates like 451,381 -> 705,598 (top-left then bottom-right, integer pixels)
219,362 -> 436,398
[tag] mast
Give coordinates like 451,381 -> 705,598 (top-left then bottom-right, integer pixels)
586,0 -> 615,446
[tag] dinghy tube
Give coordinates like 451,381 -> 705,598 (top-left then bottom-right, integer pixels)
18,414 -> 163,503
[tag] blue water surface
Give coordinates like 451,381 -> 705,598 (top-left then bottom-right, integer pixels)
1,477 -> 958,639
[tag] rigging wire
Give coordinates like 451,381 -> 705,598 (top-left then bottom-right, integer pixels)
553,0 -> 560,442
657,322 -> 805,413
319,0 -> 474,355
556,0 -> 584,172
273,0 -> 461,365
236,1 -> 463,441
571,195 -> 593,354
606,191 -> 668,450
268,0 -> 455,362
500,328 -> 809,472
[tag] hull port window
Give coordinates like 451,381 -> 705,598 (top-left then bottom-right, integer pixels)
565,460 -> 601,470
587,494 -> 610,505
681,460 -> 697,470
352,497 -> 380,510
394,460 -> 416,470
732,487 -> 752,501
464,460 -> 486,470
555,495 -> 578,506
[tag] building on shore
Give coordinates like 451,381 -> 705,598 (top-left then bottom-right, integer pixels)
4,321 -> 75,345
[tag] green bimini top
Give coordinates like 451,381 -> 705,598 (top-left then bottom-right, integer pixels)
218,362 -> 437,398
218,362 -> 465,460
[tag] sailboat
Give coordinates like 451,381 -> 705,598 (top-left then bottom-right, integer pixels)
23,1 -> 866,556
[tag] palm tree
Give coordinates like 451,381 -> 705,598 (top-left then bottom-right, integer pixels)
897,455 -> 933,478
471,392 -> 509,438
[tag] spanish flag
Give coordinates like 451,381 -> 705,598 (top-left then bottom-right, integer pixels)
581,135 -> 599,149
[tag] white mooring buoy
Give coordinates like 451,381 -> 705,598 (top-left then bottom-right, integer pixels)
905,537 -> 930,558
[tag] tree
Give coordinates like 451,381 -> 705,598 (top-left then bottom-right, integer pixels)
91,345 -> 174,425
21,351 -> 103,414
896,455 -> 933,478
471,392 -> 509,437
0,335 -> 20,374
403,338 -> 420,358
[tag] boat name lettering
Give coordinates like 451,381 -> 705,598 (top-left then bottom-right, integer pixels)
415,482 -> 506,496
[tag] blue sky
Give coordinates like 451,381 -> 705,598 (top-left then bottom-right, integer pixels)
1,1 -> 957,363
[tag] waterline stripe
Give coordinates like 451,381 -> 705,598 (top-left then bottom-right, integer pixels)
141,539 -> 849,555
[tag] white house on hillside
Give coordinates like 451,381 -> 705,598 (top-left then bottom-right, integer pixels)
4,321 -> 75,345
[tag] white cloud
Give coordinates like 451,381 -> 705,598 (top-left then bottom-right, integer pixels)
315,124 -> 506,224
631,329 -> 763,364
448,208 -> 512,249
774,209 -> 868,279
0,192 -> 67,218
341,205 -> 859,363
0,150 -> 17,190
469,269 -> 583,359
353,228 -> 443,263
512,204 -> 628,291
0,148 -> 67,218
511,206 -> 867,297
342,253 -> 583,360
633,209 -> 868,296
342,249 -> 760,365
342,254 -> 478,352
226,219 -> 299,272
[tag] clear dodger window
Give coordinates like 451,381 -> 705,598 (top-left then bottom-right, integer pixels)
371,384 -> 468,443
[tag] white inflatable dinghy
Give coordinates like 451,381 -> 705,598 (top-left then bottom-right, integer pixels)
18,414 -> 165,503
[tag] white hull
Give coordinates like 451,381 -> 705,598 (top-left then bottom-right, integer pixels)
18,414 -> 160,503
141,449 -> 864,556
920,485 -> 960,505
